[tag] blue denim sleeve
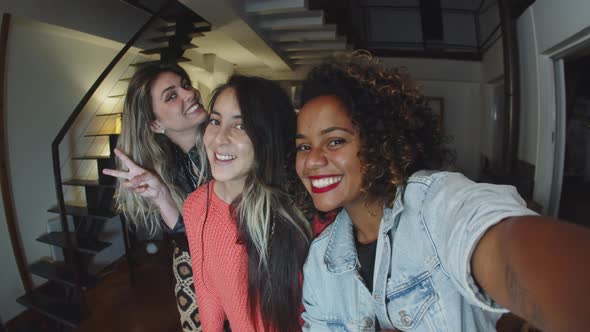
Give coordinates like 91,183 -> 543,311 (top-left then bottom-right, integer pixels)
420,172 -> 538,312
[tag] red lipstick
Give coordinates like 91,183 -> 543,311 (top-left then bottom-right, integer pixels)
309,175 -> 342,194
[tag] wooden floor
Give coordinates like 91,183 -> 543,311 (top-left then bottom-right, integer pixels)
8,244 -> 183,332
76,258 -> 181,332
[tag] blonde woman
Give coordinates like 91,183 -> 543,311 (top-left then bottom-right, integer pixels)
103,62 -> 209,331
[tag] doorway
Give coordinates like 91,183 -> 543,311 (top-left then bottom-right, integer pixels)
557,55 -> 590,227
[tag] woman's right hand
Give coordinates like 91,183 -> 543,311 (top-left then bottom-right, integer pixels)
103,148 -> 181,229
102,148 -> 171,205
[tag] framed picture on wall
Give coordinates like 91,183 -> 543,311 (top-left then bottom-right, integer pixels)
426,97 -> 444,129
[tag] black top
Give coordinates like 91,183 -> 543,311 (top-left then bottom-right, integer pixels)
356,236 -> 380,330
167,142 -> 208,234
356,238 -> 378,292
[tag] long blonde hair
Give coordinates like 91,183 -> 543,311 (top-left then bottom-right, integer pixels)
115,63 -> 208,236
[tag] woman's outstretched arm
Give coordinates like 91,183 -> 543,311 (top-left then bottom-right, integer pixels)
472,216 -> 590,332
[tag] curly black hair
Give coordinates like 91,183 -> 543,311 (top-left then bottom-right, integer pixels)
291,51 -> 451,216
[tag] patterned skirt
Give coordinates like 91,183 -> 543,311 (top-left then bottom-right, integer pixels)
172,241 -> 202,331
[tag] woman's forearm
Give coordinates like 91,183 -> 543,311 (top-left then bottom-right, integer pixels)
154,191 -> 180,230
472,216 -> 590,332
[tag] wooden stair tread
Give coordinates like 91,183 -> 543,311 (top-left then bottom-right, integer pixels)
37,232 -> 111,254
156,24 -> 211,34
84,132 -> 119,137
29,260 -> 98,289
96,112 -> 123,117
140,43 -> 197,55
62,178 -> 115,188
48,204 -> 117,219
72,154 -> 111,160
130,56 -> 190,67
16,283 -> 84,328
147,32 -> 204,43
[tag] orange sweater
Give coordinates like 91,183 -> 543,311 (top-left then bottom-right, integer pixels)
184,182 -> 266,331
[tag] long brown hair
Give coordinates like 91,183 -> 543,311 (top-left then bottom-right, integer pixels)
209,75 -> 312,331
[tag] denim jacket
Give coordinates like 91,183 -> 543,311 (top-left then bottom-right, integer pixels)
302,171 -> 537,331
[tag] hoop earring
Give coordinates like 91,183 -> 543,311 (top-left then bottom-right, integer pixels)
364,197 -> 378,217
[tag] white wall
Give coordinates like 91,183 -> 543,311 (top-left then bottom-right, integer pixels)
421,81 -> 482,180
533,0 -> 590,54
381,57 -> 483,180
482,40 -> 504,83
480,32 -> 540,169
0,16 -> 125,321
517,0 -> 590,213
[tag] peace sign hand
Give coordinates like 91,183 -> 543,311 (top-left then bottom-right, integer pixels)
102,148 -> 170,204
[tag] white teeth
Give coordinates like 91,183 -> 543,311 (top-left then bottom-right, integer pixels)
185,103 -> 201,115
311,176 -> 343,188
215,153 -> 236,161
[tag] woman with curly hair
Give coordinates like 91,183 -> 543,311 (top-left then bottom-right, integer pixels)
294,52 -> 590,331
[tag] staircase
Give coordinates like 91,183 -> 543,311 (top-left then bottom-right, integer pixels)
14,1 -> 211,330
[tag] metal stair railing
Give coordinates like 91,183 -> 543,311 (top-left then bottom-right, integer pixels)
49,0 -> 173,289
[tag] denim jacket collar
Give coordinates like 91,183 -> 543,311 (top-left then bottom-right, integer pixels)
324,186 -> 405,274
379,186 -> 405,235
324,209 -> 357,273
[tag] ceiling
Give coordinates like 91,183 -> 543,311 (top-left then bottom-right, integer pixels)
133,0 -> 535,79
178,0 -> 497,72
179,0 -> 350,79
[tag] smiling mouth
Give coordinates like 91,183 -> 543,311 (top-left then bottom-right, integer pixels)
215,152 -> 236,161
310,175 -> 343,193
184,102 -> 203,115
